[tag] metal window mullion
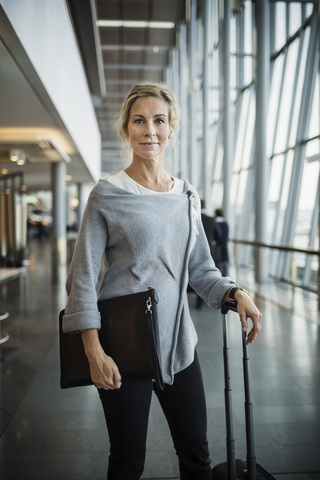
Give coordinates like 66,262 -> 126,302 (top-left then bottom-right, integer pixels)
279,9 -> 318,279
302,178 -> 319,286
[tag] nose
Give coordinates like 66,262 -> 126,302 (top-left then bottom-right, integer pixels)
144,120 -> 156,136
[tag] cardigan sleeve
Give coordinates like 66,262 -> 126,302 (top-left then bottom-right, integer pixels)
188,215 -> 237,309
62,188 -> 109,333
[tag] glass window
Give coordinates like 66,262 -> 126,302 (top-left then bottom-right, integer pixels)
211,181 -> 223,210
274,2 -> 287,52
230,16 -> 236,53
230,172 -> 239,215
304,3 -> 314,18
267,54 -> 284,156
289,3 -> 302,37
242,91 -> 255,168
234,92 -> 250,171
244,56 -> 253,86
306,138 -> 320,159
308,72 -> 319,139
208,0 -> 319,294
293,159 -> 319,249
274,41 -> 299,153
288,28 -> 310,147
280,151 -> 294,212
268,155 -> 284,204
236,170 -> 248,214
230,54 -> 237,102
244,4 -> 252,54
213,143 -> 224,181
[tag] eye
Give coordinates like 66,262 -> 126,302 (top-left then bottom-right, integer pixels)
155,118 -> 165,124
133,118 -> 143,124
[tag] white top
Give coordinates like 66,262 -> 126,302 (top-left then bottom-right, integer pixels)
107,170 -> 185,195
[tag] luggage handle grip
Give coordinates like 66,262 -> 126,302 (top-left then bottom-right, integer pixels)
221,301 -> 238,315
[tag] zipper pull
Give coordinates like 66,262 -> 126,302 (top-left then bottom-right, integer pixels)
145,296 -> 152,314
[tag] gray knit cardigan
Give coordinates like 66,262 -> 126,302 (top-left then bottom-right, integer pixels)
63,179 -> 236,384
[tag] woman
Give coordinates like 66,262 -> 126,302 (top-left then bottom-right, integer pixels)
63,82 -> 262,480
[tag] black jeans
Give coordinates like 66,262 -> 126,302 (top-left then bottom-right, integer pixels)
98,351 -> 212,480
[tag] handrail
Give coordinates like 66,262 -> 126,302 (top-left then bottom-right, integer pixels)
230,238 -> 320,256
230,238 -> 320,311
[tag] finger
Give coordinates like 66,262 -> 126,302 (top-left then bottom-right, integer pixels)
113,368 -> 122,389
246,321 -> 261,344
239,313 -> 248,332
246,329 -> 257,345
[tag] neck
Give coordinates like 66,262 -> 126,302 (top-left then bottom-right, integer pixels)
125,162 -> 174,192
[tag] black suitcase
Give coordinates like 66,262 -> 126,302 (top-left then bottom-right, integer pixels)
211,302 -> 276,480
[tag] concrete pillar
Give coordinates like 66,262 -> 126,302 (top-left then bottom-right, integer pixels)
188,0 -> 198,184
179,23 -> 188,179
222,0 -> 232,220
51,161 -> 67,283
254,0 -> 269,284
202,0 -> 210,204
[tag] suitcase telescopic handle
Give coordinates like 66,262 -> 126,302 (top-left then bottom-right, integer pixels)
220,301 -> 257,480
221,302 -> 237,480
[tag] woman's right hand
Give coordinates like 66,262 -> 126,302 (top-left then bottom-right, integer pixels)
81,329 -> 122,390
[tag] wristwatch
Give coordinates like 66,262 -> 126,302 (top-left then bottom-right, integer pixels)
229,286 -> 249,302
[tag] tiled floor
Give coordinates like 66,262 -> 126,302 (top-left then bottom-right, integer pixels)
0,238 -> 319,480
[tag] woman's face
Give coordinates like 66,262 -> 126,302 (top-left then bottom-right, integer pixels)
126,96 -> 172,163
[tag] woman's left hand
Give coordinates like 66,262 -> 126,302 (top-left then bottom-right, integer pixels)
235,290 -> 262,344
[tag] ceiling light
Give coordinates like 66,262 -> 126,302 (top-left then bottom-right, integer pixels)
101,44 -> 166,52
149,22 -> 174,29
10,149 -> 19,161
97,20 -> 175,29
10,149 -> 26,163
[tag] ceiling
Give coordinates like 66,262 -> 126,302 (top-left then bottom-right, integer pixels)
68,0 -> 187,175
0,1 -> 315,192
0,0 -> 187,192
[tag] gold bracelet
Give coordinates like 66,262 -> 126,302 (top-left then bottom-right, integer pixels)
229,286 -> 249,302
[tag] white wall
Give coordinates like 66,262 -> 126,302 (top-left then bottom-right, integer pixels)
1,0 -> 101,182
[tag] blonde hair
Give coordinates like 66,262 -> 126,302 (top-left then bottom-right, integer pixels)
117,83 -> 181,152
